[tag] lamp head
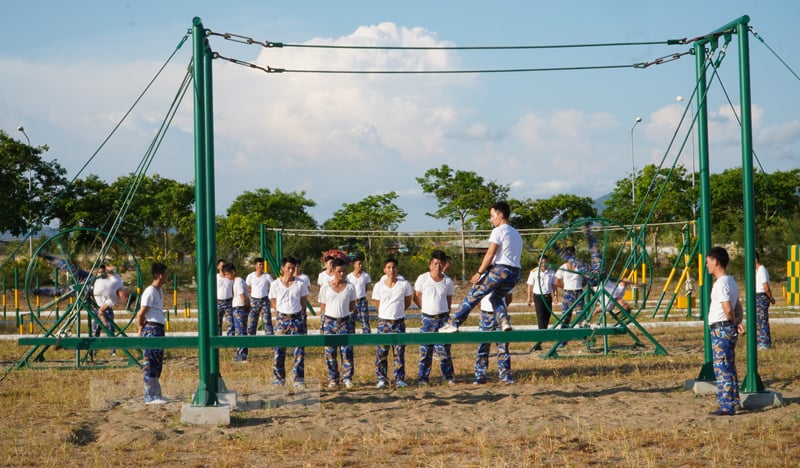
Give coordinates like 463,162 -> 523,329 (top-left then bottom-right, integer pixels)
17,126 -> 24,132
635,117 -> 643,123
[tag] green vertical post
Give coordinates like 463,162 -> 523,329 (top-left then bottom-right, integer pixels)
203,25 -> 223,395
737,20 -> 764,393
694,39 -> 715,381
191,16 -> 216,406
53,267 -> 59,319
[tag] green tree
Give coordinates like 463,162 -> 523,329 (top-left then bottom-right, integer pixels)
219,188 -> 318,264
0,130 -> 68,238
416,164 -> 510,279
323,192 -> 407,263
603,164 -> 694,265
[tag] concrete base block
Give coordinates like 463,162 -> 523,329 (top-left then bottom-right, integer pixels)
181,403 -> 231,425
217,391 -> 237,409
685,379 -> 717,395
742,391 -> 784,410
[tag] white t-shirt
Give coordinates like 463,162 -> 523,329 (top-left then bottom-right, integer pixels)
141,285 -> 164,324
94,273 -> 123,307
372,279 -> 413,320
319,283 -> 358,319
317,270 -> 335,286
232,277 -> 248,308
217,273 -> 233,300
414,272 -> 454,315
480,288 -> 514,312
269,278 -> 309,315
246,271 -> 273,299
347,271 -> 371,298
755,265 -> 769,293
709,275 -> 739,325
527,267 -> 555,295
296,274 -> 311,286
556,263 -> 583,290
597,281 -> 626,312
489,223 -> 523,267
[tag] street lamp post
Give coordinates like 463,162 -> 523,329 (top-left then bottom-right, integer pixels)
676,96 -> 697,190
17,126 -> 33,259
630,117 -> 642,204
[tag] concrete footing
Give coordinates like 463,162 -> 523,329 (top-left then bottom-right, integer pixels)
686,379 -> 785,411
217,391 -> 237,409
742,390 -> 784,410
180,390 -> 237,425
180,403 -> 231,425
685,379 -> 716,394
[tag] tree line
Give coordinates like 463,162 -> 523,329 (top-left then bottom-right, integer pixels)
2,130 -> 799,281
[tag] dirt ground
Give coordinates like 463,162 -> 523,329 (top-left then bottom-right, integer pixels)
1,277 -> 799,466
2,322 -> 799,467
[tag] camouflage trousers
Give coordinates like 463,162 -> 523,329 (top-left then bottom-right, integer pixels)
474,309 -> 511,382
375,318 -> 406,384
755,294 -> 772,349
711,323 -> 740,414
216,298 -> 233,335
451,264 -> 520,327
250,296 -> 272,335
418,313 -> 454,383
322,315 -> 355,383
273,313 -> 306,384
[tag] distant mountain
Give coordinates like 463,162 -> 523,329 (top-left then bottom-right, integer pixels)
593,193 -> 612,216
0,226 -> 60,242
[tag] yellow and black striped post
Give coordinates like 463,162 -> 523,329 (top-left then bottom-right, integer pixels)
787,245 -> 800,305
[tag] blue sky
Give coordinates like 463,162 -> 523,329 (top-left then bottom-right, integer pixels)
2,1 -> 799,231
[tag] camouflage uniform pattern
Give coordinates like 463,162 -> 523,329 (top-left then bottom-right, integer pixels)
250,296 -> 272,335
142,322 -> 165,402
322,315 -> 355,383
375,318 -> 406,384
711,323 -> 740,414
755,293 -> 772,349
355,297 -> 371,333
273,313 -> 307,384
418,313 -> 454,383
216,298 -> 233,336
474,308 -> 512,383
232,306 -> 248,361
450,265 -> 520,327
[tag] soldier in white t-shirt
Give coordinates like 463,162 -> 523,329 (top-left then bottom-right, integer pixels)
269,256 -> 310,387
246,257 -> 274,335
441,201 -> 522,333
414,250 -> 456,385
754,252 -> 775,349
706,246 -> 744,416
346,255 -> 372,334
319,258 -> 358,388
136,262 -> 168,404
372,257 -> 414,389
216,259 -> 234,335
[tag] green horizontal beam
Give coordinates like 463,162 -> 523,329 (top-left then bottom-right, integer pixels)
19,327 -> 628,350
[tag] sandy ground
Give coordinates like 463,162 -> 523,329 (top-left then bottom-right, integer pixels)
41,326 -> 798,468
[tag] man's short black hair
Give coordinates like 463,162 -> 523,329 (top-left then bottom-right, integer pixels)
707,246 -> 730,269
282,256 -> 299,266
430,250 -> 448,262
253,257 -> 264,265
151,262 -> 167,277
383,257 -> 398,267
491,201 -> 511,220
222,262 -> 236,274
331,257 -> 348,268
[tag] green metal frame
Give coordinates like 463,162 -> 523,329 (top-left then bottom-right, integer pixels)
693,16 -> 764,392
14,15 -> 768,402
